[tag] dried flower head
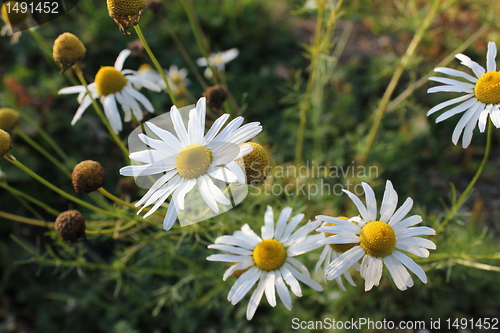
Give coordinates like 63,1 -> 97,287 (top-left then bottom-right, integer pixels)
203,85 -> 228,110
53,32 -> 86,73
238,142 -> 271,185
0,129 -> 12,159
0,107 -> 20,132
72,160 -> 106,194
106,0 -> 147,34
54,210 -> 86,243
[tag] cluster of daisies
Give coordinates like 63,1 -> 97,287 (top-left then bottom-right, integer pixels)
52,10 -> 500,317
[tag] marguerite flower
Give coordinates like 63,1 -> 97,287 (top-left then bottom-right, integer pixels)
316,181 -> 436,291
58,49 -> 161,133
315,216 -> 359,290
119,97 -> 262,230
207,206 -> 323,320
428,41 -> 500,148
164,65 -> 190,95
197,48 -> 239,79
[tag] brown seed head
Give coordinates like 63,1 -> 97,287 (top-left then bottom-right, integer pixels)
53,33 -> 86,73
72,160 -> 106,194
54,210 -> 86,243
203,85 -> 228,110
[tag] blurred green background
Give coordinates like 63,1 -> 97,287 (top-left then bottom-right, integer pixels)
1,0 -> 499,332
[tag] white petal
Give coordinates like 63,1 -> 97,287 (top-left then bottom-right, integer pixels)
58,85 -> 86,95
246,273 -> 266,320
208,166 -> 238,182
384,254 -> 413,291
434,97 -> 477,123
490,105 -> 500,128
284,263 -> 322,291
275,270 -> 292,310
434,67 -> 477,83
455,53 -> 486,78
379,180 -> 398,222
279,266 -> 302,297
342,189 -> 370,222
170,105 -> 190,146
397,226 -> 436,238
163,199 -> 179,230
70,95 -> 92,126
280,213 -> 305,244
207,244 -> 253,256
124,86 -> 155,112
486,41 -> 497,72
262,206 -> 274,240
205,176 -> 231,205
102,95 -> 122,133
478,106 -> 491,133
427,85 -> 473,94
427,94 -> 474,117
451,101 -> 482,145
114,49 -> 131,71
392,250 -> 427,283
362,182 -> 377,221
198,176 -> 219,213
229,267 -> 261,305
264,271 -> 276,307
462,104 -> 482,148
388,197 -> 413,226
203,114 -> 229,144
173,178 -> 196,210
363,256 -> 383,291
145,122 -> 183,151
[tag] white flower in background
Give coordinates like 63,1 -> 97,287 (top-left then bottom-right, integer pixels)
207,206 -> 323,320
1,0 -> 37,44
316,181 -> 436,291
163,65 -> 190,94
119,97 -> 262,231
315,216 -> 359,290
304,0 -> 336,11
58,49 -> 161,133
428,41 -> 500,148
197,48 -> 239,79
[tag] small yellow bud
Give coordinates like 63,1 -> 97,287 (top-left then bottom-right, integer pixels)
106,0 -> 147,34
53,33 -> 86,73
239,142 -> 271,185
0,129 -> 12,159
0,108 -> 20,132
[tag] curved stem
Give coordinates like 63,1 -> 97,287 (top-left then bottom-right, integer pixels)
436,121 -> 493,234
98,187 -> 139,211
16,129 -> 72,178
0,210 -> 54,228
0,181 -> 60,216
133,24 -> 178,105
5,156 -> 122,219
357,0 -> 441,166
73,64 -> 130,159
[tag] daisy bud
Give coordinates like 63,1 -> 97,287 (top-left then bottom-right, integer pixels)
203,85 -> 227,110
0,108 -> 20,133
53,33 -> 86,73
1,1 -> 29,26
72,160 -> 106,194
106,0 -> 147,34
54,210 -> 86,243
0,129 -> 13,159
239,142 -> 271,185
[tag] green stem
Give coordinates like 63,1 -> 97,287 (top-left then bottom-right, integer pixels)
73,64 -> 130,159
18,111 -> 73,164
0,210 -> 54,228
294,1 -> 326,167
16,130 -> 72,178
0,181 -> 60,216
436,121 -> 493,234
357,0 -> 441,166
5,156 -> 122,219
133,24 -> 178,105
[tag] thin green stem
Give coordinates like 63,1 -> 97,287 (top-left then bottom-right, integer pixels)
133,24 -> 178,105
73,64 -> 130,159
0,182 -> 60,216
357,0 -> 441,166
294,1 -> 326,167
0,210 -> 54,228
5,156 -> 122,219
18,111 -> 74,164
98,187 -> 139,211
436,121 -> 493,234
16,129 -> 72,178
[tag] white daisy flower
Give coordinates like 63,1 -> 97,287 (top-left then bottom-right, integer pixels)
315,217 -> 359,290
119,97 -> 262,231
197,48 -> 239,79
427,41 -> 500,148
58,49 -> 161,134
207,206 -> 323,320
163,65 -> 190,95
316,180 -> 436,291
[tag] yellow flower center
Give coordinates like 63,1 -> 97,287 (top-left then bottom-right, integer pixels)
359,221 -> 396,258
253,239 -> 287,271
1,1 -> 28,26
138,63 -> 152,71
324,216 -> 357,253
474,71 -> 500,105
106,0 -> 147,17
95,66 -> 128,97
175,144 -> 213,179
